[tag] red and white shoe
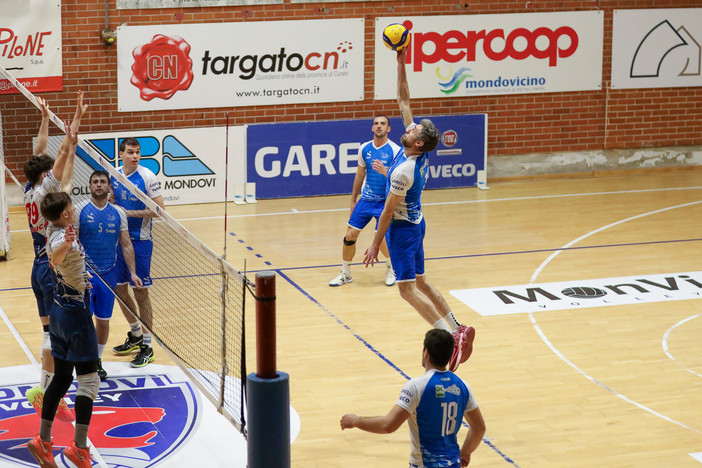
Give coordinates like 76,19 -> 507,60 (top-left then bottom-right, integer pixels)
448,325 -> 475,372
27,434 -> 58,468
62,441 -> 92,468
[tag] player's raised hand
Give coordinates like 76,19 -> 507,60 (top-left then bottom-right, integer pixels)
74,90 -> 88,120
37,97 -> 50,118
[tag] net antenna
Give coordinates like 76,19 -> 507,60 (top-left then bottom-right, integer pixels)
0,64 -> 248,433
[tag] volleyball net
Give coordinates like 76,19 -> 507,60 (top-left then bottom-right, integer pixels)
0,65 -> 248,434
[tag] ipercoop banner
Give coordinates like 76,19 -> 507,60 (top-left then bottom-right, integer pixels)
117,19 -> 364,111
374,11 -> 603,99
0,0 -> 63,94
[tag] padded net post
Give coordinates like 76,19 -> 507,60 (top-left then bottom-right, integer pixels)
255,271 -> 276,379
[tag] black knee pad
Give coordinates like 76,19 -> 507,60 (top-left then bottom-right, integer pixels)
343,236 -> 356,246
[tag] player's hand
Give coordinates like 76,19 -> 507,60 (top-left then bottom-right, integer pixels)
37,97 -> 50,118
74,90 -> 88,119
371,159 -> 387,176
64,121 -> 78,146
460,448 -> 472,466
397,45 -> 408,63
131,273 -> 144,289
64,225 -> 76,244
340,414 -> 359,430
363,245 -> 379,267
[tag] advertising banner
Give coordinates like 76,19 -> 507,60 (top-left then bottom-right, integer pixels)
117,19 -> 364,111
246,115 -> 487,199
59,127 -> 245,206
118,0 -> 282,8
611,8 -> 702,89
374,12 -> 603,99
0,0 -> 63,94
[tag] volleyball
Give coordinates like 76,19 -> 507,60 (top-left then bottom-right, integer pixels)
382,23 -> 410,51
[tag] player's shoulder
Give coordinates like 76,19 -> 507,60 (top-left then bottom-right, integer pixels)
136,165 -> 157,178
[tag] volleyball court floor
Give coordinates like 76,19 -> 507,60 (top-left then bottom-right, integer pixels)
1,169 -> 702,467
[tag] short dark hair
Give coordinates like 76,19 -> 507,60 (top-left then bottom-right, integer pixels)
119,137 -> 140,152
40,191 -> 72,222
373,114 -> 390,124
89,170 -> 110,184
418,118 -> 439,153
23,155 -> 54,185
423,329 -> 454,368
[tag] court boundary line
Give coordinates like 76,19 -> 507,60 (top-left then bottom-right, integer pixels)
528,200 -> 702,434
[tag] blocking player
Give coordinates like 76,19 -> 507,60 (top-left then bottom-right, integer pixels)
23,92 -> 87,422
111,137 -> 165,367
27,125 -> 98,468
329,115 -> 399,288
76,170 -> 142,380
362,47 -> 475,371
340,329 -> 486,467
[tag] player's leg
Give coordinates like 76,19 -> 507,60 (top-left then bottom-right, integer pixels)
331,200 -> 377,286
112,245 -> 145,355
377,217 -> 395,286
90,267 -> 116,380
130,240 -> 155,367
32,261 -> 56,387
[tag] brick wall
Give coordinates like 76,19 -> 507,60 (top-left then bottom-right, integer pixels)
3,0 -> 701,183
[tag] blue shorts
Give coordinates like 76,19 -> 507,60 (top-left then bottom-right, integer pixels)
348,199 -> 385,231
89,265 -> 117,320
116,239 -> 153,287
388,218 -> 426,282
31,258 -> 56,318
49,290 -> 98,363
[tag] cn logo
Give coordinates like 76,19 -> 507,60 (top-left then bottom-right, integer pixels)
630,20 -> 701,78
131,35 -> 195,101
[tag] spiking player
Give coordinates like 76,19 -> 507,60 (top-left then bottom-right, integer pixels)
27,123 -> 99,468
111,137 -> 165,367
341,329 -> 486,467
23,92 -> 87,423
329,114 -> 399,288
76,170 -> 142,381
362,47 -> 475,372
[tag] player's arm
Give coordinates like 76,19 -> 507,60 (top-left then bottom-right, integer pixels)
50,226 -> 76,266
33,98 -> 50,156
119,231 -> 143,289
125,194 -> 165,218
60,123 -> 79,194
363,192 -> 402,267
340,405 -> 410,434
459,407 -> 486,467
349,164 -> 366,211
396,47 -> 414,128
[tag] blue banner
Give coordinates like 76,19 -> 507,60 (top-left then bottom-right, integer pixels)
247,114 -> 486,199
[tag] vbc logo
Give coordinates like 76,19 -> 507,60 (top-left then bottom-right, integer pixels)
399,20 -> 579,71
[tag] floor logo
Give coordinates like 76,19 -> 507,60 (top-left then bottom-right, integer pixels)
0,368 -> 200,467
450,271 -> 702,316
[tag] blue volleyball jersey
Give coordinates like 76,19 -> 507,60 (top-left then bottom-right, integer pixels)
358,139 -> 401,202
76,200 -> 127,275
24,171 -> 61,259
396,369 -> 478,468
386,148 -> 429,224
110,166 -> 161,241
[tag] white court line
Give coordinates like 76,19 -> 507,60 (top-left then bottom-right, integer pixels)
662,314 -> 702,379
0,304 -> 109,467
528,199 -> 702,434
10,184 -> 702,231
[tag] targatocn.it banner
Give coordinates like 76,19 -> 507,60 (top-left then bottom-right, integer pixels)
374,12 -> 603,99
0,0 -> 63,94
117,19 -> 364,111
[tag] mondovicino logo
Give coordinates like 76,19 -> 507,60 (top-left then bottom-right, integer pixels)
131,34 -> 194,101
630,20 -> 701,78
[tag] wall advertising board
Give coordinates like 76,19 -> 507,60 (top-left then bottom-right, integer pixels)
61,127 -> 245,206
374,12 -> 603,99
246,115 -> 487,199
117,19 -> 364,111
0,0 -> 63,94
611,8 -> 702,89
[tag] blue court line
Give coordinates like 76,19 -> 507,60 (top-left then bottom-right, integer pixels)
272,271 -> 521,467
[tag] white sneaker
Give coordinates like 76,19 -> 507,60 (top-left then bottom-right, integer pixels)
385,264 -> 396,286
329,271 -> 353,287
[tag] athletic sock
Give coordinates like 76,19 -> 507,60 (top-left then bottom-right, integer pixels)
432,318 -> 452,332
442,312 -> 460,332
143,334 -> 152,346
341,260 -> 352,275
40,370 -> 54,390
97,344 -> 105,358
129,321 -> 143,338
